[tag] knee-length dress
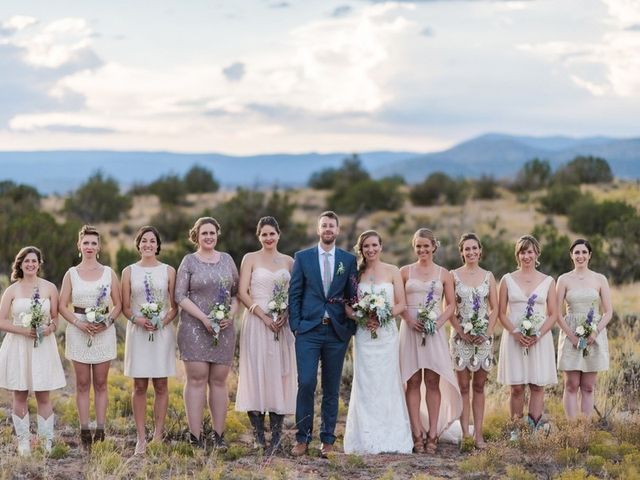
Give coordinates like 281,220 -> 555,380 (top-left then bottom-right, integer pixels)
450,271 -> 493,372
0,297 -> 66,391
124,263 -> 176,378
399,266 -> 462,436
557,288 -> 609,372
497,274 -> 557,386
175,253 -> 239,365
235,267 -> 297,414
65,266 -> 117,364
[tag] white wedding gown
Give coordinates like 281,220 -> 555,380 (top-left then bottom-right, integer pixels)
344,282 -> 413,454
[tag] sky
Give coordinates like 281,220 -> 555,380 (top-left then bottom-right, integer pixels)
0,0 -> 638,155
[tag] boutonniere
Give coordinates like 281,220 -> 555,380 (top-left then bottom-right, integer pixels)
336,262 -> 345,275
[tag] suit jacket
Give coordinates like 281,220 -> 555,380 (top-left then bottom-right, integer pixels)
288,246 -> 358,341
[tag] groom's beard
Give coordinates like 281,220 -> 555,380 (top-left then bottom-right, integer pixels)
320,233 -> 336,245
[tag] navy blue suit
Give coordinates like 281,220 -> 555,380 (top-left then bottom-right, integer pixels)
288,246 -> 358,445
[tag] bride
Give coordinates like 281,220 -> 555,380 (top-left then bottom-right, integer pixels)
344,230 -> 413,454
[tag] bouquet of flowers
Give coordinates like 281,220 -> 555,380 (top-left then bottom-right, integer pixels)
352,287 -> 393,339
85,284 -> 110,347
208,277 -> 230,346
575,304 -> 597,357
462,290 -> 489,336
267,277 -> 288,341
416,280 -> 438,346
20,287 -> 48,347
519,293 -> 545,356
140,273 -> 164,342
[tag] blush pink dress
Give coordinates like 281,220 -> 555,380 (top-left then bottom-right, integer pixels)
399,266 -> 462,436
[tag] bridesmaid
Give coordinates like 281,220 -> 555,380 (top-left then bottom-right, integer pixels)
399,228 -> 462,454
449,233 -> 498,448
556,239 -> 612,419
235,216 -> 296,454
497,235 -> 557,435
122,226 -> 178,454
175,217 -> 239,450
0,246 -> 66,455
59,225 -> 122,447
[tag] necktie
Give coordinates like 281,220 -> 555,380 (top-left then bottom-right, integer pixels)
322,252 -> 332,295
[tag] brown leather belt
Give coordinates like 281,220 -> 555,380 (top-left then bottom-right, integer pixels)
73,306 -> 109,314
321,317 -> 331,325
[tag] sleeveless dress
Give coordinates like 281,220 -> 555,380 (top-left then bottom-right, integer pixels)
344,282 -> 413,454
124,264 -> 176,378
497,274 -> 557,386
175,253 -> 239,365
0,297 -> 66,391
65,266 -> 117,364
557,288 -> 609,372
235,268 -> 297,414
399,267 -> 462,436
450,271 -> 493,372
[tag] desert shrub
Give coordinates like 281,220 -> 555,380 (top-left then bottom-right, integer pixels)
538,184 -> 584,215
64,170 -> 132,223
606,215 -> 640,283
327,177 -> 404,214
148,174 -> 187,205
409,172 -> 468,206
184,164 -> 219,193
308,154 -> 370,189
511,158 -> 552,192
568,196 -> 636,236
116,245 -> 139,273
473,174 -> 501,199
150,207 -> 194,243
553,156 -> 613,185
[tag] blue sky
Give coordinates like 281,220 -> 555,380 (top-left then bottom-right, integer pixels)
0,0 -> 638,154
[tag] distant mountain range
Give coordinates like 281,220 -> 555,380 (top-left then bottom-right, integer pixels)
1,133 -> 638,194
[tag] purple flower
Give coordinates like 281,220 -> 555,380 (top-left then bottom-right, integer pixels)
95,284 -> 108,308
424,281 -> 435,306
586,305 -> 595,326
143,274 -> 154,303
525,293 -> 538,319
32,287 -> 41,305
472,290 -> 481,316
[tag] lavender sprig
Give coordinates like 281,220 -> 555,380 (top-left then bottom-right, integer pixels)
417,281 -> 438,345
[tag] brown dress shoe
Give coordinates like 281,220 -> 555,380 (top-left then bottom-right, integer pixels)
291,442 -> 308,457
319,443 -> 334,458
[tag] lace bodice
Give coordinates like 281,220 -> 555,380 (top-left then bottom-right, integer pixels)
130,264 -> 169,316
454,271 -> 490,322
565,288 -> 600,316
70,266 -> 112,309
11,298 -> 51,326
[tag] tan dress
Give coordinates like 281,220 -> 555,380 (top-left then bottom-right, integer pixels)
399,266 -> 462,436
557,288 -> 609,372
235,267 -> 297,414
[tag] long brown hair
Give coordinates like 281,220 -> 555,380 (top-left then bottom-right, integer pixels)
11,246 -> 43,282
354,230 -> 382,280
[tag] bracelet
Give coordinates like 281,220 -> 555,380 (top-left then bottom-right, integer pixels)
511,328 -> 519,334
128,314 -> 136,323
248,303 -> 258,314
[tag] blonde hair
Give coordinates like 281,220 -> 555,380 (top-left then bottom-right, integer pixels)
412,228 -> 439,252
515,234 -> 541,267
188,217 -> 221,244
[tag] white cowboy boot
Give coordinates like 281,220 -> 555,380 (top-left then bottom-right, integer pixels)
37,414 -> 55,453
12,413 -> 31,456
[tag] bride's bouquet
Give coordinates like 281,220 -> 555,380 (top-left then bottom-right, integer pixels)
267,277 -> 288,341
20,287 -> 48,347
416,280 -> 438,346
140,273 -> 164,342
575,303 -> 598,357
208,277 -> 230,346
352,287 -> 393,339
85,284 -> 110,347
519,293 -> 545,356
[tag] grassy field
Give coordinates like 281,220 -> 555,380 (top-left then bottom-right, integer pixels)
1,184 -> 639,479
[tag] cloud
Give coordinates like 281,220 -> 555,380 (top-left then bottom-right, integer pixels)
625,24 -> 640,31
420,26 -> 433,36
269,2 -> 290,8
331,5 -> 352,18
222,62 -> 246,82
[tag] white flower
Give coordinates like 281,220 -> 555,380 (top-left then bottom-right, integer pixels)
267,300 -> 277,310
575,325 -> 585,336
358,299 -> 368,309
463,322 -> 473,334
21,312 -> 32,327
85,311 -> 96,323
427,310 -> 438,321
148,302 -> 158,311
214,310 -> 225,320
374,296 -> 386,308
521,320 -> 532,330
279,302 -> 288,310
356,311 -> 364,318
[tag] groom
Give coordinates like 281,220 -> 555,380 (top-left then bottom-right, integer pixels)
288,211 -> 358,457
